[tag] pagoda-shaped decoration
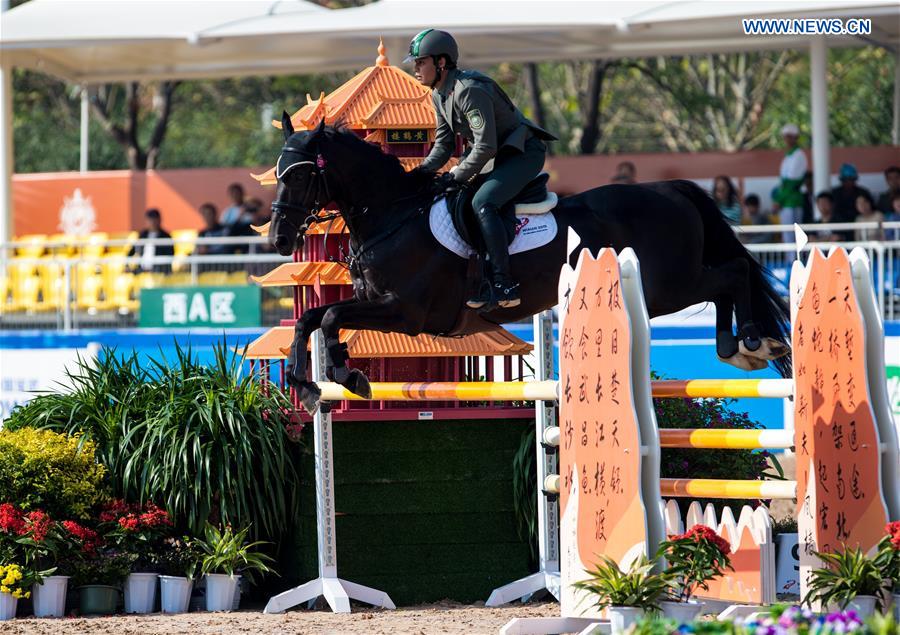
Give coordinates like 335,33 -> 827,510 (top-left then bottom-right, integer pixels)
246,40 -> 531,418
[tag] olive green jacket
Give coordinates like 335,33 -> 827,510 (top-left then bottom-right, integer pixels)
420,69 -> 556,183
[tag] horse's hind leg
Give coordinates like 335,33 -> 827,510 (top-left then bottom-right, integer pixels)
691,261 -> 768,371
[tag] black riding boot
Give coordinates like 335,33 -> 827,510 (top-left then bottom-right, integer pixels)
466,204 -> 520,309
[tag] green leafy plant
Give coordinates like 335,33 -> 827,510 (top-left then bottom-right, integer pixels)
99,499 -> 172,571
197,524 -> 276,584
6,342 -> 302,541
157,536 -> 203,580
803,546 -> 884,610
656,524 -> 733,601
573,555 -> 668,611
0,428 -> 108,520
70,552 -> 135,588
121,344 -> 300,539
512,427 -> 538,565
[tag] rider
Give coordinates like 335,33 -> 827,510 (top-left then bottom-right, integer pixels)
406,29 -> 557,309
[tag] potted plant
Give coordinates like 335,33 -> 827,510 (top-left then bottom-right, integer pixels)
573,555 -> 668,634
157,536 -> 202,614
11,507 -> 72,618
804,545 -> 883,617
655,524 -> 733,622
100,499 -> 172,613
197,524 -> 275,612
0,563 -> 35,621
875,521 -> 900,619
70,551 -> 133,615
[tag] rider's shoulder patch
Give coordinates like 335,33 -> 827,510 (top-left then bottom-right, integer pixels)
466,109 -> 485,130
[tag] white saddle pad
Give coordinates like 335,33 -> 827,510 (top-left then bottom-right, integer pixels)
428,197 -> 558,259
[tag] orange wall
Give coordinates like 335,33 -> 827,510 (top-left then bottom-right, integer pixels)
13,167 -> 275,237
11,145 -> 899,236
545,145 -> 900,194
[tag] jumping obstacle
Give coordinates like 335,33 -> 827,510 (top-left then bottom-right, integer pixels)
501,244 -> 899,635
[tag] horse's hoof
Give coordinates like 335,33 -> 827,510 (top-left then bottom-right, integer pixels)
298,381 -> 321,416
344,369 -> 372,400
740,338 -> 790,361
718,352 -> 768,372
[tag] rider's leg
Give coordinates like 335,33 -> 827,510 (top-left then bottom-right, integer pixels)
466,137 -> 546,310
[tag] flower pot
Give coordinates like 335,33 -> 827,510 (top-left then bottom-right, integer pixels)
205,574 -> 240,612
846,594 -> 878,619
159,576 -> 193,614
894,593 -> 900,621
124,572 -> 158,614
607,606 -> 644,634
78,585 -> 119,616
0,592 -> 17,621
660,600 -> 703,623
31,575 -> 69,617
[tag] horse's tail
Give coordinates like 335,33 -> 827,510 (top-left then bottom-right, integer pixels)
668,179 -> 792,378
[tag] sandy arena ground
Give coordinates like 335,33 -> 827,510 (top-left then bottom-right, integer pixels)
2,600 -> 560,635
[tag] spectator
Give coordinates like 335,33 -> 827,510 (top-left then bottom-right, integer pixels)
220,183 -> 249,230
885,191 -> 900,240
771,123 -> 807,243
876,166 -> 900,214
830,163 -> 872,225
197,203 -> 230,255
613,161 -> 636,184
812,191 -> 844,242
741,194 -> 774,243
131,208 -> 174,272
854,191 -> 885,242
713,175 -> 742,225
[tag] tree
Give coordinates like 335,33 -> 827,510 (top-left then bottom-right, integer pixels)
88,82 -> 180,170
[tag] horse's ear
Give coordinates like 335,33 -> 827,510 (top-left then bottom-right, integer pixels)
315,118 -> 326,136
281,111 -> 294,140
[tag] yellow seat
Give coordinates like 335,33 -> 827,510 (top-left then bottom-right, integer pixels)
163,272 -> 193,287
137,272 -> 167,289
35,262 -> 67,311
227,270 -> 249,285
8,258 -> 37,287
0,272 -> 9,314
107,231 -> 138,256
14,234 -> 47,259
10,275 -> 41,312
81,232 -> 109,259
171,229 -> 197,257
75,273 -> 107,311
109,272 -> 138,312
47,234 -> 77,258
197,271 -> 230,286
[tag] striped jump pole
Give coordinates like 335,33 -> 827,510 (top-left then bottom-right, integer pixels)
542,476 -> 796,500
542,426 -> 793,450
651,379 -> 793,399
318,380 -> 558,402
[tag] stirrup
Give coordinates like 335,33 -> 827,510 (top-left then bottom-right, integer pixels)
494,280 -> 520,308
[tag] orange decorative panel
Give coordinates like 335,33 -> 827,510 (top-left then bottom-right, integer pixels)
793,249 -> 889,570
250,262 -> 351,287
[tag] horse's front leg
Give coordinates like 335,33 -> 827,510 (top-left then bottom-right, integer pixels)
319,295 -> 409,400
287,298 -> 358,414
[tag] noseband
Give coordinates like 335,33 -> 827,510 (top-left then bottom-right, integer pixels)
271,148 -> 337,239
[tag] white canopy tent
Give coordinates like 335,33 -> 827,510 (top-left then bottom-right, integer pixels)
1,0 -> 898,240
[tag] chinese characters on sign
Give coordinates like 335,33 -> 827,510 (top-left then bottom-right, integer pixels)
386,129 -> 428,143
559,249 -> 648,573
793,249 -> 887,568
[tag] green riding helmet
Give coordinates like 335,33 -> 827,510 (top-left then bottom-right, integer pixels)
403,29 -> 459,64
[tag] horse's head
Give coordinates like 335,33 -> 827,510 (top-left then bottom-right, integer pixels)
269,113 -> 332,256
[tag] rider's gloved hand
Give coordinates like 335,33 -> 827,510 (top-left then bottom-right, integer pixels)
433,171 -> 461,195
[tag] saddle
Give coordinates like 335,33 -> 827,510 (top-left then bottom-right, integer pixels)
446,172 -> 557,253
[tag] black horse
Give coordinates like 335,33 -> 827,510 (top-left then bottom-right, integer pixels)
269,116 -> 789,414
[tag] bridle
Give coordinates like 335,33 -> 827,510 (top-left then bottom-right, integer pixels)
271,147 -> 339,239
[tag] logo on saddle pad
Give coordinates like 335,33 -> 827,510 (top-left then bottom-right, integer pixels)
429,198 -> 557,259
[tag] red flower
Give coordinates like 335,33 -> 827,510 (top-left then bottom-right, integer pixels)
138,503 -> 171,528
62,520 -> 102,556
683,524 -> 731,555
23,510 -> 53,542
99,499 -> 131,523
118,514 -> 140,532
0,503 -> 25,535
